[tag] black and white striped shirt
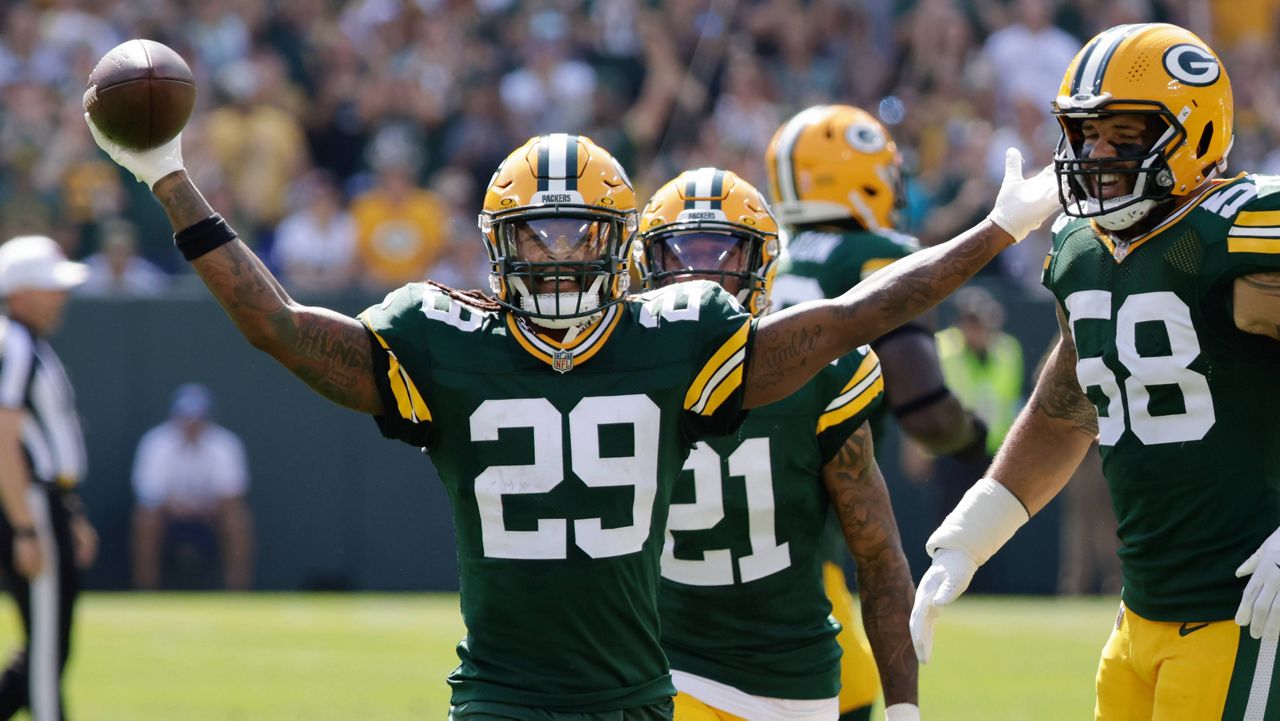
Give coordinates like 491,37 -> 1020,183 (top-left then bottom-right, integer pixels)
0,318 -> 85,487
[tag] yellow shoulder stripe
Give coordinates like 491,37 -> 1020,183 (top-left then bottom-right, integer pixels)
817,364 -> 883,434
684,319 -> 751,415
1233,210 -> 1280,227
840,351 -> 880,394
1228,237 -> 1280,254
367,326 -> 431,423
860,258 -> 896,280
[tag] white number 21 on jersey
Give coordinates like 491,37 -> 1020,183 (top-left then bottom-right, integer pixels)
1064,290 -> 1215,446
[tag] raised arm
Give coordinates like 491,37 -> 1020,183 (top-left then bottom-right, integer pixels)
85,114 -> 384,415
823,423 -> 917,714
743,149 -> 1059,409
157,174 -> 382,415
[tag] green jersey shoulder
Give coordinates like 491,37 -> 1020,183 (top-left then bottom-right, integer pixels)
773,227 -> 918,309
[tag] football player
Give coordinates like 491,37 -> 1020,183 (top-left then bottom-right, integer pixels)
765,105 -> 989,720
86,120 -> 1055,718
911,23 -> 1280,720
640,167 -> 918,721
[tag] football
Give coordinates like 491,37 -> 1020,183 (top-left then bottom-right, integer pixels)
83,39 -> 196,151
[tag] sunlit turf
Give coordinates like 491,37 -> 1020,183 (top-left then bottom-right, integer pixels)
0,593 -> 1115,720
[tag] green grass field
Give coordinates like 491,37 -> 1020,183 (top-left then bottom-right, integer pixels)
0,594 -> 1116,720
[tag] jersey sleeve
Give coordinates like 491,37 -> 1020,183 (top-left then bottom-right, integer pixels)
1200,176 -> 1280,355
680,282 -> 756,441
358,284 -> 436,448
854,230 -> 918,281
815,347 -> 885,463
0,321 -> 34,410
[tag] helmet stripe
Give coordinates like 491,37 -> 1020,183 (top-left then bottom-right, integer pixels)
684,176 -> 698,209
546,133 -> 570,192
565,134 -> 579,191
775,106 -> 827,204
536,137 -> 550,192
1075,24 -> 1143,96
1090,24 -> 1147,94
709,169 -> 724,210
1069,33 -> 1104,95
692,167 -> 716,210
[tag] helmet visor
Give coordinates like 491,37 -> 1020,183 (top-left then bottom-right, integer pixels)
504,217 -> 616,264
646,230 -> 754,294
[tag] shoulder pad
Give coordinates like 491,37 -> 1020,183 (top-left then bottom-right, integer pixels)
634,280 -> 742,328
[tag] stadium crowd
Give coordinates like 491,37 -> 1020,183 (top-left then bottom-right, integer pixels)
1,0 -> 1273,295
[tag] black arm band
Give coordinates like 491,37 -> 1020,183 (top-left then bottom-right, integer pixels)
174,214 -> 237,261
871,321 -> 932,349
11,527 -> 36,539
891,385 -> 953,418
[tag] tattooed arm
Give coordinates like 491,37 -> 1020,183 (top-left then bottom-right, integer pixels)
987,302 -> 1096,515
1233,272 -> 1280,340
744,221 -> 1014,408
823,424 -> 917,708
153,173 -> 384,415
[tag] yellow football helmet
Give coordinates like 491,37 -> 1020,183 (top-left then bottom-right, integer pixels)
479,133 -> 638,327
765,105 -> 904,231
636,167 -> 780,316
1052,23 -> 1233,230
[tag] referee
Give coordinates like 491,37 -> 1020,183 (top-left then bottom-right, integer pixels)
0,236 -> 97,721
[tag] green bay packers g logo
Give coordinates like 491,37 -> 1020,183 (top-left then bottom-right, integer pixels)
1162,44 -> 1219,86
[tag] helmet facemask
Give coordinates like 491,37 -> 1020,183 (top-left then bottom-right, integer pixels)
486,210 -> 634,329
1053,103 -> 1184,231
642,225 -> 772,314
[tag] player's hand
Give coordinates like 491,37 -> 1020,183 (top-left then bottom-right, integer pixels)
13,534 -> 43,579
70,514 -> 98,569
84,113 -> 184,189
1235,526 -> 1280,641
986,148 -> 1059,243
910,548 -> 978,663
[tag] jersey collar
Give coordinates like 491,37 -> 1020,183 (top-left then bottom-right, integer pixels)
1092,174 -> 1247,262
505,303 -> 624,373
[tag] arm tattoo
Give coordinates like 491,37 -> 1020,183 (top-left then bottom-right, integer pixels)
751,323 -> 822,391
151,174 -> 382,414
1033,308 -> 1099,437
825,426 -> 918,706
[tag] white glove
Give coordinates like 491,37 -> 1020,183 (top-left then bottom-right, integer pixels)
910,549 -> 978,664
986,147 -> 1059,243
910,478 -> 1028,664
885,702 -> 922,721
84,113 -> 185,189
1236,527 -> 1280,641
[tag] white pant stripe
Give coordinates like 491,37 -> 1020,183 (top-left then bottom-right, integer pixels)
1244,637 -> 1277,721
27,487 -> 59,721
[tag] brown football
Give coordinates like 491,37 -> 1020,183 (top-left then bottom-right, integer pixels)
84,39 -> 196,150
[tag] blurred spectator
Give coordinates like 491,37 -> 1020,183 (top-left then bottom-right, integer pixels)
499,9 -> 597,137
77,219 -> 169,296
980,0 -> 1081,122
350,133 -> 451,290
427,166 -> 488,291
204,52 -> 308,235
272,170 -> 358,293
131,384 -> 253,591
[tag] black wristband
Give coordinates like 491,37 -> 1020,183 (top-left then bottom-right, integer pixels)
174,214 -> 237,261
12,527 -> 36,539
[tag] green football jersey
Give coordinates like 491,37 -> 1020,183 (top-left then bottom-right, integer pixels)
659,346 -> 885,700
772,226 -> 917,563
1043,174 -> 1280,622
358,279 -> 755,711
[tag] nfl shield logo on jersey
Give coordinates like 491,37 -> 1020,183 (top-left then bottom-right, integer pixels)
552,349 -> 573,374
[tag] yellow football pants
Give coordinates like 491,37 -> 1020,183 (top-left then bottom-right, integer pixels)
673,692 -> 747,721
1096,603 -> 1280,720
823,562 -> 880,714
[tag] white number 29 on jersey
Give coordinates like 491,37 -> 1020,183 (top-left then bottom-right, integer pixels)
660,439 -> 791,585
1064,290 -> 1215,446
